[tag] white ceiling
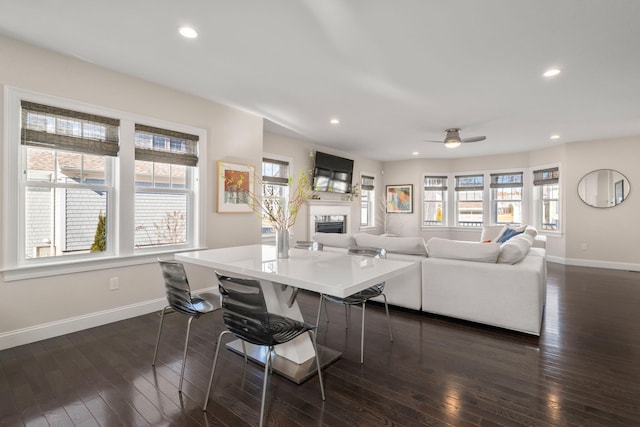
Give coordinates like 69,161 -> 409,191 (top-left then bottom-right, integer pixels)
1,1 -> 640,161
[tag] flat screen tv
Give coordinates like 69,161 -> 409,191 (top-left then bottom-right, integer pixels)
312,151 -> 354,193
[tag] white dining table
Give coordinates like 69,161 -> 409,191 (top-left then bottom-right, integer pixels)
176,244 -> 412,383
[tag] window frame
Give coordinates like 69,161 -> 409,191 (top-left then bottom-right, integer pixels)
454,174 -> 484,227
422,175 -> 448,227
3,87 -> 206,280
261,154 -> 292,239
533,165 -> 561,233
359,173 -> 376,229
133,124 -> 199,252
490,172 -> 524,226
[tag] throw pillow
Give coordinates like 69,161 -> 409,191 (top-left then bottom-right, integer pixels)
496,225 -> 527,243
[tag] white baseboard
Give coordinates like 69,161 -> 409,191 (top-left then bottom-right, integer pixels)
547,255 -> 640,272
0,298 -> 166,351
0,287 -> 218,351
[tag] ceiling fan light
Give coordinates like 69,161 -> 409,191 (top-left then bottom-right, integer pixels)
445,140 -> 461,149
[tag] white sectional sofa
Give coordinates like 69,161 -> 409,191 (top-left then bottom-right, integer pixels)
312,226 -> 547,336
311,232 -> 426,310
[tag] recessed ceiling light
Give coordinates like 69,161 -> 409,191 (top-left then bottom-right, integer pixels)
329,118 -> 340,125
179,26 -> 198,39
550,134 -> 560,140
543,68 -> 561,78
411,151 -> 419,156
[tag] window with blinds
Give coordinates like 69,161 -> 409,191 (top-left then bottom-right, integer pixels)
21,101 -> 120,156
134,125 -> 199,248
490,172 -> 523,225
423,176 -> 447,226
262,158 -> 290,235
455,174 -> 483,226
6,89 -> 204,269
20,101 -> 119,259
360,175 -> 375,227
533,167 -> 560,230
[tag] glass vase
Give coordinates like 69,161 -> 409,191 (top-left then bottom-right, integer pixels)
276,229 -> 290,259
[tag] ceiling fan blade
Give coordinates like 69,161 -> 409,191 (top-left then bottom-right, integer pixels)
425,140 -> 444,143
461,136 -> 486,143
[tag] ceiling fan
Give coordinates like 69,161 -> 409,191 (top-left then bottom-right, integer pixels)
427,128 -> 486,149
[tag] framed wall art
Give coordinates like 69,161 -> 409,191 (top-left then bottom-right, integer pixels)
386,184 -> 413,213
217,160 -> 255,213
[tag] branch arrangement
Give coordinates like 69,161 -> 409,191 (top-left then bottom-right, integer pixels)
242,169 -> 314,231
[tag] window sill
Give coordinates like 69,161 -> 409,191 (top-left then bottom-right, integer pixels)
2,247 -> 207,282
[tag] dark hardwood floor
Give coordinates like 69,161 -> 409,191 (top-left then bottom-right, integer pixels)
1,262 -> 639,426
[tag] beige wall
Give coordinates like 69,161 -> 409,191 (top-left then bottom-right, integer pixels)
564,137 -> 639,267
0,35 -> 262,346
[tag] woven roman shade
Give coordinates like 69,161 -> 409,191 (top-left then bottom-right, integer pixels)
263,158 -> 289,185
361,175 -> 375,191
454,174 -> 483,191
135,124 -> 199,167
490,172 -> 523,188
424,176 -> 448,191
21,101 -> 120,156
533,167 -> 559,185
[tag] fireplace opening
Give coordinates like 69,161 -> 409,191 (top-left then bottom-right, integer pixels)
314,215 -> 346,234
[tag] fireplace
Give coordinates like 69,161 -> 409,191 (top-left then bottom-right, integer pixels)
315,215 -> 346,234
307,200 -> 352,240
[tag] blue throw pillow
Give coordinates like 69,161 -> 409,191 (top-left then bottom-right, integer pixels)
496,227 -> 524,243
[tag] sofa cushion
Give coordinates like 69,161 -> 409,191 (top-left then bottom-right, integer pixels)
312,233 -> 356,248
426,237 -> 500,263
524,225 -> 538,238
497,236 -> 532,264
512,233 -> 534,246
354,233 -> 428,256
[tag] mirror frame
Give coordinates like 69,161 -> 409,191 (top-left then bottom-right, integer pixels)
577,169 -> 630,208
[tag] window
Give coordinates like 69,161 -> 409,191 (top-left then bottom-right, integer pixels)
423,176 -> 447,226
261,158 -> 290,235
455,175 -> 484,226
490,172 -> 523,225
534,167 -> 560,231
21,101 -> 118,259
360,175 -> 375,227
5,89 -> 204,274
134,124 -> 199,249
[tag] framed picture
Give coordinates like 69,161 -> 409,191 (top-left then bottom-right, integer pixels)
217,160 -> 255,213
386,184 -> 413,213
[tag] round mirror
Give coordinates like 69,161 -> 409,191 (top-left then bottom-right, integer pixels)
578,169 -> 630,208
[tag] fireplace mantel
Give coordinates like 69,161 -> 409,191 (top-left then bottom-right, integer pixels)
306,200 -> 353,239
